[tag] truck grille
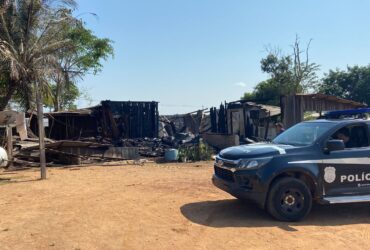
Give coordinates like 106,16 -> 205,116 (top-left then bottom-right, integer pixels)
223,161 -> 237,168
214,166 -> 234,182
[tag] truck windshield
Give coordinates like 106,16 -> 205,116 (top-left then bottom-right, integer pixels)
272,122 -> 335,146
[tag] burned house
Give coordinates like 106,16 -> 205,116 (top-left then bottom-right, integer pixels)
201,101 -> 280,149
209,101 -> 281,140
30,101 -> 159,142
17,101 -> 161,164
160,109 -> 209,137
203,94 -> 367,149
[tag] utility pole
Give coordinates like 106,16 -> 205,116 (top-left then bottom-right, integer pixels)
36,82 -> 47,179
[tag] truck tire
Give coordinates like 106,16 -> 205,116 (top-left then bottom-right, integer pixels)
267,177 -> 312,222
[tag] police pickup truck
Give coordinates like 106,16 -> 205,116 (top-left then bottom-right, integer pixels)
212,108 -> 370,221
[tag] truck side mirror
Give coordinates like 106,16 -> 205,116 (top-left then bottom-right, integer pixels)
326,140 -> 345,153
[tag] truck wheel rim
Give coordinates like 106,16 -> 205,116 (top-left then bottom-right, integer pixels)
280,188 -> 305,214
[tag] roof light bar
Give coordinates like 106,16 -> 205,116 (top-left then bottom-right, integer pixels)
323,108 -> 370,119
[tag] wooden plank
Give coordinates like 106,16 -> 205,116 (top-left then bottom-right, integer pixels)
6,126 -> 12,167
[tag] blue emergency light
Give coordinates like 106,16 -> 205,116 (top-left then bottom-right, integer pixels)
322,108 -> 370,119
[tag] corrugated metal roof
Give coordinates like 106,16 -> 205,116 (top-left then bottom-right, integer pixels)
295,93 -> 366,107
242,102 -> 281,117
257,104 -> 281,117
226,100 -> 281,117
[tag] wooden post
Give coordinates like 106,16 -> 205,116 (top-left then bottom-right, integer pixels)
264,112 -> 271,140
6,126 -> 13,168
36,82 -> 47,180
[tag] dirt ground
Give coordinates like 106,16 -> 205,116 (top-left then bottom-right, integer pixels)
1,162 -> 370,250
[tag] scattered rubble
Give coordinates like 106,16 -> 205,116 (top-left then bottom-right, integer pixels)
0,105 -> 217,169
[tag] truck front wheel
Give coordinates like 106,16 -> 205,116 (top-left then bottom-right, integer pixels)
267,177 -> 312,221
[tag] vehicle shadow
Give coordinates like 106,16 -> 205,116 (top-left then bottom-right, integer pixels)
180,199 -> 370,230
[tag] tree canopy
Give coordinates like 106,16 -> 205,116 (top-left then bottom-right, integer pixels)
0,0 -> 113,112
318,66 -> 370,105
48,23 -> 113,111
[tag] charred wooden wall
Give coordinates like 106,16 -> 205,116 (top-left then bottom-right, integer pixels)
30,101 -> 159,141
30,114 -> 99,141
96,101 -> 159,139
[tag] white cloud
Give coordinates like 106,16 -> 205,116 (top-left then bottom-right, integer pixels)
234,82 -> 247,88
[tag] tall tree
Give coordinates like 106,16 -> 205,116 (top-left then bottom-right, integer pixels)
291,36 -> 320,93
51,23 -> 113,111
242,36 -> 319,105
260,52 -> 294,95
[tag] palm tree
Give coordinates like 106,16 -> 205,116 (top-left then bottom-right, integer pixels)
0,0 -> 77,178
0,0 -> 77,110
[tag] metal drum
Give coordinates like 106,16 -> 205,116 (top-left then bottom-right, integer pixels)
164,149 -> 179,162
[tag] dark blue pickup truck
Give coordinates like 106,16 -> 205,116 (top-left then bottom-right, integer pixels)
213,109 -> 370,221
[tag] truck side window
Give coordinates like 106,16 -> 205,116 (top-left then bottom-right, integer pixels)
332,125 -> 369,148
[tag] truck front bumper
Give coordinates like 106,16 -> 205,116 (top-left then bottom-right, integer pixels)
212,173 -> 266,209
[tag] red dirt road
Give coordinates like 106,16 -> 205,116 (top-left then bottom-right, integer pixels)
1,162 -> 370,250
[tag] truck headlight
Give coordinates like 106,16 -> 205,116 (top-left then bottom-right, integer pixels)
237,157 -> 272,170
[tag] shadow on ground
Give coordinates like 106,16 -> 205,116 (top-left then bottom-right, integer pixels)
180,199 -> 370,231
0,172 -> 40,185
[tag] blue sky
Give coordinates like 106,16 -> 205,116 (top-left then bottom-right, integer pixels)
75,0 -> 370,114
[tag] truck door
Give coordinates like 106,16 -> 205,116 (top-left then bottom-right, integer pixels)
321,124 -> 370,196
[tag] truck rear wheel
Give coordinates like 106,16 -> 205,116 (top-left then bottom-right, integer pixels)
267,177 -> 312,221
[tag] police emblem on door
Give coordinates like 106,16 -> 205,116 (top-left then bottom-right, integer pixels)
324,166 -> 336,184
